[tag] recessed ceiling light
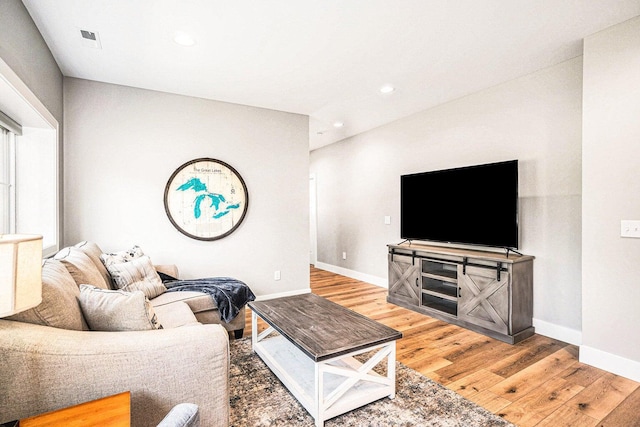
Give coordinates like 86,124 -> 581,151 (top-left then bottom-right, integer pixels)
173,31 -> 196,47
380,85 -> 395,94
333,121 -> 344,128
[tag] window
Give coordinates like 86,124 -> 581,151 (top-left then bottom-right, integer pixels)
1,58 -> 59,257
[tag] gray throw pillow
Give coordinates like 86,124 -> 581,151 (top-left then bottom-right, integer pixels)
78,285 -> 163,331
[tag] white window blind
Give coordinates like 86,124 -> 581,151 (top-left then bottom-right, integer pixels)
16,127 -> 58,254
0,120 -> 58,254
0,110 -> 22,136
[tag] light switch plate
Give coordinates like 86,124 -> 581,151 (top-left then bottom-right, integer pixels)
621,220 -> 640,238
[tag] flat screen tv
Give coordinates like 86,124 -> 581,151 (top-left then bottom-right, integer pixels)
400,160 -> 518,249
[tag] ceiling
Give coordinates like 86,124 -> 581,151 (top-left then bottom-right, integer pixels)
21,1 -> 640,151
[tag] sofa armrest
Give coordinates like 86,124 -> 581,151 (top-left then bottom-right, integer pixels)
155,264 -> 179,279
0,319 -> 229,427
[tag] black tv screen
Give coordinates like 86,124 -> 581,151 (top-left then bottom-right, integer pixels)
400,160 -> 518,249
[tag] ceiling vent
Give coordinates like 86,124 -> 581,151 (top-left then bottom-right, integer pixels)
80,29 -> 102,49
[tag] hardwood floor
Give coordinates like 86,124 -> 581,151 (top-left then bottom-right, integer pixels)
242,266 -> 640,426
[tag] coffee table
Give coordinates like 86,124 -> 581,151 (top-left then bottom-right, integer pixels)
248,293 -> 402,427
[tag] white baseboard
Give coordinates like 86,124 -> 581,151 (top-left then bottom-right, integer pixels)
314,262 -> 387,288
256,288 -> 311,301
532,318 -> 582,346
580,345 -> 640,383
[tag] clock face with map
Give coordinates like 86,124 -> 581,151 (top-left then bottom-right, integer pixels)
164,158 -> 249,241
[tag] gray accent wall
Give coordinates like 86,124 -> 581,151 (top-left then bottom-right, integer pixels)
310,57 -> 583,343
0,0 -> 62,123
582,16 -> 640,381
2,0 -> 309,298
63,78 -> 310,297
0,0 -> 64,241
312,16 -> 640,381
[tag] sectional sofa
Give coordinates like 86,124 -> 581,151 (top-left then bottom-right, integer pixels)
0,241 -> 241,426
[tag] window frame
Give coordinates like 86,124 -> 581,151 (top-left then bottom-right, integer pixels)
0,57 -> 60,257
0,128 -> 16,234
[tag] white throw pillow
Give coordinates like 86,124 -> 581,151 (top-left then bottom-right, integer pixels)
78,284 -> 163,331
100,245 -> 145,264
101,247 -> 166,299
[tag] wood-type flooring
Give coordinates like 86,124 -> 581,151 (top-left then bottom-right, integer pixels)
241,266 -> 640,426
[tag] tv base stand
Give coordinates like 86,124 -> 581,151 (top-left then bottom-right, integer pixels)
387,242 -> 534,344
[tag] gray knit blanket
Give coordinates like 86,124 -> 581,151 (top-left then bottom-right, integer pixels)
161,276 -> 255,323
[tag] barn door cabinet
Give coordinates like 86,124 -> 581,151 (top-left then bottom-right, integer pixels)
387,242 -> 534,344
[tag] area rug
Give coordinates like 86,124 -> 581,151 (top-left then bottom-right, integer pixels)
229,338 -> 513,426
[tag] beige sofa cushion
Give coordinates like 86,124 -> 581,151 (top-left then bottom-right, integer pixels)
151,291 -> 217,313
78,285 -> 163,331
155,264 -> 179,279
7,259 -> 88,330
154,301 -> 200,328
54,246 -> 110,289
75,241 -> 113,289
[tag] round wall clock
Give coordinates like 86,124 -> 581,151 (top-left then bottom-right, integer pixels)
164,158 -> 249,241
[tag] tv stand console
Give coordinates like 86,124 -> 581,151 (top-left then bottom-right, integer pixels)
387,242 -> 534,344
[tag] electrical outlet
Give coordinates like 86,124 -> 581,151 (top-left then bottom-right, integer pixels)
342,252 -> 347,260
621,220 -> 640,238
274,270 -> 281,281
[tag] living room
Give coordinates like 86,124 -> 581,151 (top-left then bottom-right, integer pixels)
1,0 -> 640,425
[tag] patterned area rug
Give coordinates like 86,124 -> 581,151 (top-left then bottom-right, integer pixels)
229,338 -> 513,426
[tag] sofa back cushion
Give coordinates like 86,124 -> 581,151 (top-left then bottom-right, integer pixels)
74,241 -> 114,289
6,259 -> 88,330
54,246 -> 110,290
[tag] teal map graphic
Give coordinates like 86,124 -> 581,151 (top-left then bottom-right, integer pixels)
177,177 -> 240,219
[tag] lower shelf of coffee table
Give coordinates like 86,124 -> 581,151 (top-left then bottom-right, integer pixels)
253,333 -> 396,426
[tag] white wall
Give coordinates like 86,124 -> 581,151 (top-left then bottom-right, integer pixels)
310,58 -> 583,342
64,78 -> 310,297
582,16 -> 640,382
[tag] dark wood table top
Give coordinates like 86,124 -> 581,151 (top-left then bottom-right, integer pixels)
249,293 -> 402,362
